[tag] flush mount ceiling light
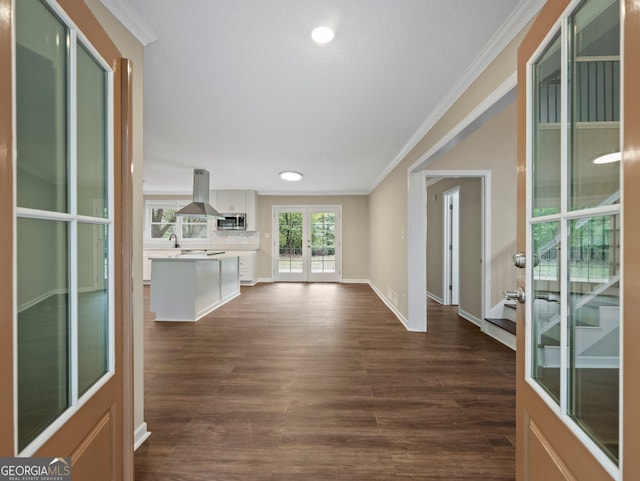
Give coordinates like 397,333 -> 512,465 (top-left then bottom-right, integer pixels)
592,151 -> 621,164
311,26 -> 334,44
279,171 -> 303,181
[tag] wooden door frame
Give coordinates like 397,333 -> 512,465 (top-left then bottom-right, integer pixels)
120,56 -> 135,481
0,1 -> 134,478
621,0 -> 640,477
0,0 -> 15,458
516,0 -> 639,479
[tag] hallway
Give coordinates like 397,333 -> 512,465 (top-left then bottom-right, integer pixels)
135,283 -> 515,480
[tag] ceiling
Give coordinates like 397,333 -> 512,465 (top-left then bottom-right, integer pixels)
106,0 -> 541,195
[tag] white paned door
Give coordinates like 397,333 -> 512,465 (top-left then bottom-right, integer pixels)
273,206 -> 341,282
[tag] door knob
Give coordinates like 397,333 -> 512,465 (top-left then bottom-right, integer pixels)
504,287 -> 526,304
512,252 -> 540,268
513,252 -> 526,268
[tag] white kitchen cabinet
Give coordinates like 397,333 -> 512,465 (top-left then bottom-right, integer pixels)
238,251 -> 257,285
143,250 -> 150,281
245,191 -> 257,230
212,190 -> 257,231
143,249 -> 181,282
216,190 -> 247,213
150,254 -> 240,322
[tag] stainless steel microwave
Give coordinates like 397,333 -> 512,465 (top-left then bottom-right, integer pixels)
217,213 -> 246,230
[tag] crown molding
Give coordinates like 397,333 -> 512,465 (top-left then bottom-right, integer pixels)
99,0 -> 158,46
369,0 -> 545,193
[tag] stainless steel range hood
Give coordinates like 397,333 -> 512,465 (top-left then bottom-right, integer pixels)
175,169 -> 225,219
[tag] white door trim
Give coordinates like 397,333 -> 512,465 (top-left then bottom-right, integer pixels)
408,170 -> 491,332
443,187 -> 460,305
406,73 -> 515,333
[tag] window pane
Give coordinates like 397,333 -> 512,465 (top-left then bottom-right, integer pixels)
532,32 -> 561,217
78,223 -> 109,396
531,221 -> 561,402
16,0 -> 68,213
278,212 -> 303,273
569,0 -> 620,211
77,43 -> 108,218
150,208 -> 176,239
568,214 -> 620,463
182,217 -> 208,239
17,218 -> 69,451
311,212 -> 336,273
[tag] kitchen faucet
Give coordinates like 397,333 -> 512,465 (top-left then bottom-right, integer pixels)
168,233 -> 180,248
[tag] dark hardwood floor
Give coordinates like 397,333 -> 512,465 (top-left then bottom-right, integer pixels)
135,283 -> 515,481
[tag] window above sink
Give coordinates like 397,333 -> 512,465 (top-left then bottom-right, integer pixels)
145,200 -> 212,243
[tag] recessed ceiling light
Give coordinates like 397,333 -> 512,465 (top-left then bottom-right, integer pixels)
592,151 -> 621,164
280,171 -> 303,181
311,26 -> 334,44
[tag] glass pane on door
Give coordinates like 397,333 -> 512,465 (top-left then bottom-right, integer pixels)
77,43 -> 108,218
278,211 -> 303,273
77,223 -> 109,396
16,0 -> 69,213
569,0 -> 620,211
310,212 -> 336,274
17,218 -> 69,451
532,32 -> 561,217
531,221 -> 561,402
568,214 -> 620,462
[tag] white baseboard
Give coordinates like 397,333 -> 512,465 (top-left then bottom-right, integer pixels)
368,281 -> 409,330
459,308 -> 482,327
426,291 -> 443,304
483,322 -> 516,351
134,422 -> 151,450
257,278 -> 370,284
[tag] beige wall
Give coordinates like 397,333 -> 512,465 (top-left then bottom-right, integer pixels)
84,0 -> 146,440
369,24 -> 531,320
426,102 -> 518,308
256,195 -> 369,281
369,165 -> 408,312
426,177 -> 482,320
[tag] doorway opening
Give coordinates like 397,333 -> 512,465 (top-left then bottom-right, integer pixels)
425,175 -> 487,327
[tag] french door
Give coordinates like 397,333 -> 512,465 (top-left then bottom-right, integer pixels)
516,0 -> 640,479
273,206 -> 341,282
1,0 -> 132,478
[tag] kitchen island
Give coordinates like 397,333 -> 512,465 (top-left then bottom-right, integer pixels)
150,252 -> 240,322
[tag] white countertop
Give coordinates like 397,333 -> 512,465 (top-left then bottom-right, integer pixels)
150,251 -> 242,261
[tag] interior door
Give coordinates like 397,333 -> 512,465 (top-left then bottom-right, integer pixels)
516,0 -> 639,479
1,0 -> 132,479
274,206 -> 341,282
